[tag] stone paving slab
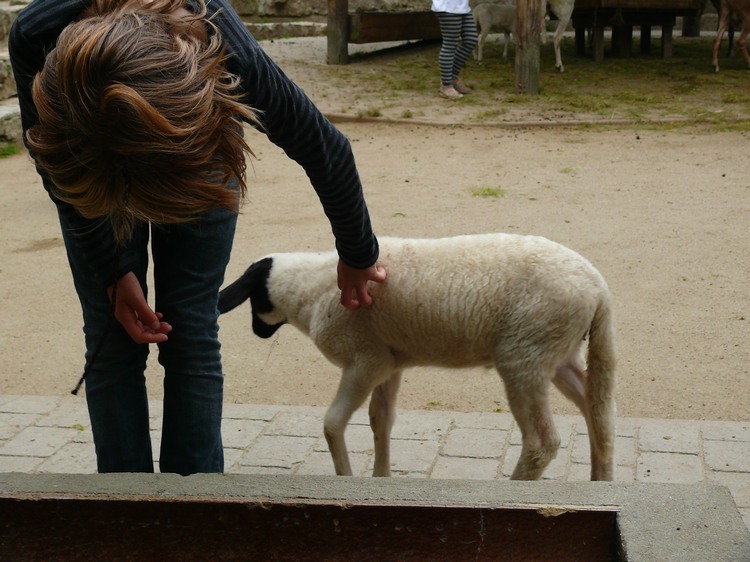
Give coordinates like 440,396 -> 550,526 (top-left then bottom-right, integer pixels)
0,393 -> 748,533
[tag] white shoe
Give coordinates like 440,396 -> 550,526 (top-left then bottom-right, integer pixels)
439,86 -> 463,100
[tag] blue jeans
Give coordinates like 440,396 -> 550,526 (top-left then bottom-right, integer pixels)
59,204 -> 237,475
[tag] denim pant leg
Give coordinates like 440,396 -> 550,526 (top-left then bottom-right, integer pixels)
59,215 -> 154,473
152,206 -> 237,475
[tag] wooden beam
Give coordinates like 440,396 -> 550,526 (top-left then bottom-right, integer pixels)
348,12 -> 440,44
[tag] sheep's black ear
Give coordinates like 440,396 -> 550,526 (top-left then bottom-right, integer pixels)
218,257 -> 274,314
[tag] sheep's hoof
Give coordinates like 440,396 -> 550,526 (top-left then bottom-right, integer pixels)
556,65 -> 565,73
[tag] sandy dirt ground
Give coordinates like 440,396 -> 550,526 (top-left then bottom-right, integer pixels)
1,37 -> 748,422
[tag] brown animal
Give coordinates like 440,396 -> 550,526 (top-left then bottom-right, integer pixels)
711,0 -> 738,56
712,0 -> 750,71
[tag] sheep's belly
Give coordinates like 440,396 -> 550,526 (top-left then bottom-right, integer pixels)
379,326 -> 497,367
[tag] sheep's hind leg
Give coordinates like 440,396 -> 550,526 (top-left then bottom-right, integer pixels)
369,372 -> 402,476
554,360 -> 603,479
552,356 -> 587,414
554,355 -> 614,481
502,369 -> 560,480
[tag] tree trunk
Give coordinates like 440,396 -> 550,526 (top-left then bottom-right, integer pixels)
327,0 -> 349,64
515,0 -> 543,94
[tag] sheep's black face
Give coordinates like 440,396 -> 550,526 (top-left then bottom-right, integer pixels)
218,257 -> 285,338
252,314 -> 284,338
243,258 -> 285,339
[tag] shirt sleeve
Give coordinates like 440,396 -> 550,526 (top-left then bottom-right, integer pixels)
209,0 -> 379,269
9,0 -> 138,287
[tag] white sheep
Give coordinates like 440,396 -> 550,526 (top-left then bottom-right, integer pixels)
219,233 -> 616,481
473,2 -> 517,62
471,0 -> 575,71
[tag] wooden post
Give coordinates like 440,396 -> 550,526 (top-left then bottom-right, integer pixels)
327,0 -> 349,64
661,24 -> 674,58
593,25 -> 605,61
682,0 -> 706,37
640,25 -> 652,54
515,0 -> 542,94
575,26 -> 586,56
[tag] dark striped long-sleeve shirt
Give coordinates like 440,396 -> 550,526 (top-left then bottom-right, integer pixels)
9,0 -> 379,287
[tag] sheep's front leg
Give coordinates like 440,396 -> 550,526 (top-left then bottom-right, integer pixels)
475,28 -> 489,62
324,360 -> 390,476
369,372 -> 402,477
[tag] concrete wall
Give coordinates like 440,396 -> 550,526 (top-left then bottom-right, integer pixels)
1,473 -> 749,560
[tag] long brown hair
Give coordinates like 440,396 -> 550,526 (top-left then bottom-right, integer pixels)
27,0 -> 258,240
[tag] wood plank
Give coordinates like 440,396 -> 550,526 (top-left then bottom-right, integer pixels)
574,0 -> 702,9
348,12 -> 441,44
572,10 -> 681,26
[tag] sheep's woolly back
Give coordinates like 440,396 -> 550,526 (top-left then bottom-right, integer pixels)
262,233 -> 610,371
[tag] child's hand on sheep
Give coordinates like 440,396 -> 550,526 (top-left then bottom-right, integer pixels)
337,259 -> 387,310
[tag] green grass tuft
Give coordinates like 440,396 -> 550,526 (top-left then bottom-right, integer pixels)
0,143 -> 19,159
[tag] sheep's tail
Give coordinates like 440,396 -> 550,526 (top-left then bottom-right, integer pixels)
217,272 -> 253,314
585,295 -> 617,480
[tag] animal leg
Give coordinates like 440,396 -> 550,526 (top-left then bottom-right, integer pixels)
582,302 -> 617,481
502,30 -> 511,60
553,357 -> 587,413
553,24 -> 564,72
713,27 -> 728,71
476,27 -> 489,62
502,369 -> 560,480
554,358 -> 614,479
553,8 -> 573,72
324,362 -> 390,476
557,363 -> 614,480
737,23 -> 750,68
713,3 -> 732,71
368,372 -> 403,477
